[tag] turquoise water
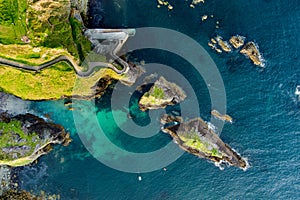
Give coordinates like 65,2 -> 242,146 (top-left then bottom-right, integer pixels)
16,0 -> 300,199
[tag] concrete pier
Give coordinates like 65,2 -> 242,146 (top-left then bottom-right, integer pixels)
84,28 -> 136,73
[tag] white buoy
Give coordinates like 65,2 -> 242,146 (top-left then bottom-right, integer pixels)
138,176 -> 142,181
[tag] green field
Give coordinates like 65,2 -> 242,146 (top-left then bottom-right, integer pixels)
0,0 -> 92,61
0,63 -> 124,100
0,0 -> 112,100
0,62 -> 76,100
0,0 -> 28,44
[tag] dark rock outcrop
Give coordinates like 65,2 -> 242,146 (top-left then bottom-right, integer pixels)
240,42 -> 264,67
0,112 -> 71,167
229,35 -> 245,49
162,116 -> 248,169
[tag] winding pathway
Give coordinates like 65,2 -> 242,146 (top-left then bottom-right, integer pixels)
0,54 -> 127,77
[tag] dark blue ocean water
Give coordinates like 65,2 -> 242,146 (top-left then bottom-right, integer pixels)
16,0 -> 300,199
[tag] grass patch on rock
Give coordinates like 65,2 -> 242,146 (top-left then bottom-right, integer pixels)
0,120 -> 42,161
179,131 -> 223,158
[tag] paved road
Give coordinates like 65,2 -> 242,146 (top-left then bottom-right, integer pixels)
0,54 -> 127,77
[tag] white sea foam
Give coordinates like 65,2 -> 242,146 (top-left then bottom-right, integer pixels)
213,148 -> 250,171
207,122 -> 216,132
253,42 -> 266,68
214,161 -> 225,170
231,147 -> 251,171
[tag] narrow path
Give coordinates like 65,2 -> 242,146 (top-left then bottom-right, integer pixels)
0,54 -> 127,77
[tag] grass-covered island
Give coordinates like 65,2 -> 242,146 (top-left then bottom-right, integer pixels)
139,76 -> 186,111
161,115 -> 248,169
0,112 -> 71,167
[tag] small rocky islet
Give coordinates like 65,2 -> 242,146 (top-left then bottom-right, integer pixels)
209,35 -> 264,67
240,42 -> 264,67
229,35 -> 246,49
137,76 -> 247,169
161,115 -> 248,169
138,76 -> 186,111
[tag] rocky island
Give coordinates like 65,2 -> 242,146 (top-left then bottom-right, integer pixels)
229,35 -> 245,49
215,36 -> 232,52
138,76 -> 186,111
211,109 -> 233,123
209,34 -> 264,67
0,112 -> 71,167
161,115 -> 248,169
240,42 -> 264,67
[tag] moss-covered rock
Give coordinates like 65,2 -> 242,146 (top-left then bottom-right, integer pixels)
0,112 -> 71,167
139,76 -> 186,111
162,116 -> 248,169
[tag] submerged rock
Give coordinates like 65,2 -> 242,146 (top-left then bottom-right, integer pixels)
295,85 -> 300,96
229,35 -> 245,49
211,110 -> 233,123
162,116 -> 248,169
0,112 -> 71,167
240,42 -> 264,67
138,76 -> 186,111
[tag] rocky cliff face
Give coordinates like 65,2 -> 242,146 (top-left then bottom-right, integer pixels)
240,42 -> 264,67
85,0 -> 104,28
71,0 -> 89,14
162,116 -> 248,169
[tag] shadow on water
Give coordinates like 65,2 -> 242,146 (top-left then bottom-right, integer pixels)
128,83 -> 153,127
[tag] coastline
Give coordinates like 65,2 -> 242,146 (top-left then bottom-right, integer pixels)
0,0 -> 296,199
0,0 -> 137,101
0,113 -> 71,168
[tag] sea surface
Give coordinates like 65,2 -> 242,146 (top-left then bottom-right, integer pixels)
8,0 -> 300,199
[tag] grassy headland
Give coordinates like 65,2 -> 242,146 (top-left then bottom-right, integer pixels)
0,120 -> 42,159
0,0 -> 124,100
0,119 -> 45,166
0,0 -> 27,44
0,63 -> 123,100
0,113 -> 71,167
